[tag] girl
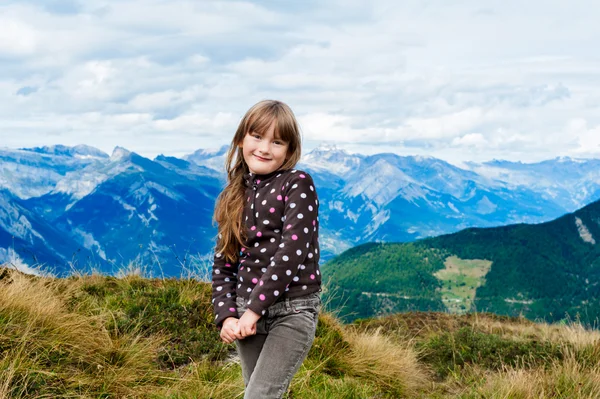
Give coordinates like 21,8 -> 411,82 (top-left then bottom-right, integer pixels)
211,100 -> 321,399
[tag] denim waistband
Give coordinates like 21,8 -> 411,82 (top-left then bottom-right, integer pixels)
236,292 -> 321,317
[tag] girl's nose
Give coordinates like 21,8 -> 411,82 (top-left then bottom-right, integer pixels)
258,142 -> 271,154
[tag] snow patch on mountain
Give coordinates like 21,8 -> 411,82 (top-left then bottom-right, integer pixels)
301,144 -> 363,176
346,209 -> 359,223
14,215 -> 45,243
345,159 -> 415,207
141,182 -> 182,202
110,146 -> 132,162
186,145 -> 229,160
0,161 -> 63,199
465,157 -> 600,209
73,227 -> 107,260
56,167 -> 114,200
557,156 -> 587,164
0,146 -> 135,201
185,145 -> 229,172
448,202 -> 460,213
193,156 -> 227,172
330,201 -> 344,212
0,195 -> 44,244
476,196 -> 498,215
138,203 -> 159,227
318,232 -> 352,260
0,248 -> 44,276
365,209 -> 390,236
23,144 -> 109,159
0,147 -> 102,199
112,195 -> 136,219
575,216 -> 596,245
398,185 -> 429,206
55,156 -> 142,200
464,164 -> 540,187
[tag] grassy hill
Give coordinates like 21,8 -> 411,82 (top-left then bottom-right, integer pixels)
322,199 -> 600,324
2,267 -> 600,398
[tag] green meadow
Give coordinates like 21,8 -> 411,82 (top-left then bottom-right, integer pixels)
434,256 -> 492,313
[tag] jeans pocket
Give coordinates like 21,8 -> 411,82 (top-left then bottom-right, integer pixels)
290,301 -> 320,321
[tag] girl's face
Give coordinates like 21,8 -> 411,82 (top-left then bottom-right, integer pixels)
241,121 -> 289,175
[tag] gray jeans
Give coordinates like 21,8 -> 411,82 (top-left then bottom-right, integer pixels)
235,292 -> 321,399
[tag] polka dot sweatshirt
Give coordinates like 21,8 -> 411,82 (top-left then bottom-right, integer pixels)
211,168 -> 321,328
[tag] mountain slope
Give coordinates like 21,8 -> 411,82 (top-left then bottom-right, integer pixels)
426,199 -> 600,321
53,151 -> 223,275
0,188 -> 92,273
323,199 -> 600,323
0,146 -> 107,199
302,150 -> 565,247
465,156 -> 600,210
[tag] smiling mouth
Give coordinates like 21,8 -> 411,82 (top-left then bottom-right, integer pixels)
253,154 -> 272,161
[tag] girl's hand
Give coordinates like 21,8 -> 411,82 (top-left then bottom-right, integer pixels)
220,317 -> 243,344
238,309 -> 261,337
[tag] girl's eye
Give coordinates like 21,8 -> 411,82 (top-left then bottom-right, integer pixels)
252,134 -> 261,139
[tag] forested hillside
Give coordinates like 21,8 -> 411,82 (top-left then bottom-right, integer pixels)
323,200 -> 600,323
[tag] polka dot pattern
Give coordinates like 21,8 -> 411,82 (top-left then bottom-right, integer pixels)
211,169 -> 322,326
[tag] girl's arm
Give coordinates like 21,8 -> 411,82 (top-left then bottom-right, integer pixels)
211,245 -> 240,328
246,171 -> 319,316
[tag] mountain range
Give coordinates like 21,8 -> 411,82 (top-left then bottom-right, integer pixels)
1,143 -> 600,276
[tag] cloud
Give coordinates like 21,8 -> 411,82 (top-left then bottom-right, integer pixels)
0,17 -> 38,57
452,133 -> 487,148
402,108 -> 486,139
0,0 -> 599,164
568,119 -> 600,156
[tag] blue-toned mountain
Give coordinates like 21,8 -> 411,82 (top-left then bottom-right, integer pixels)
51,149 -> 222,275
465,156 -> 600,210
0,146 -> 107,199
0,188 -> 93,273
2,144 -> 600,277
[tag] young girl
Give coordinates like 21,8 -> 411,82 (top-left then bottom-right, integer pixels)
211,100 -> 321,399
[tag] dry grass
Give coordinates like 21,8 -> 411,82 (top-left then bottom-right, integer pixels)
0,269 -> 167,398
467,353 -> 600,399
355,311 -> 600,352
342,326 -> 429,397
3,266 -> 600,398
465,313 -> 600,349
159,360 -> 244,399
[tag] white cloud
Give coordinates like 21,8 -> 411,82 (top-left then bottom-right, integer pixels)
569,119 -> 600,156
154,111 -> 237,134
452,133 -> 487,148
0,0 -> 599,164
0,17 -> 38,56
403,108 -> 486,139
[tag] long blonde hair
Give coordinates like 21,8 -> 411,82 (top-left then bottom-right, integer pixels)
214,100 -> 302,262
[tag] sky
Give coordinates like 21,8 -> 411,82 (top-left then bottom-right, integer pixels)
1,0 -> 599,164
